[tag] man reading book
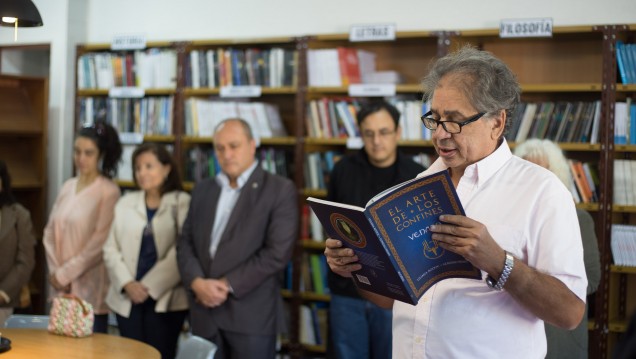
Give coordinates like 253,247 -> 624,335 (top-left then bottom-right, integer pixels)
326,101 -> 424,359
324,46 -> 588,359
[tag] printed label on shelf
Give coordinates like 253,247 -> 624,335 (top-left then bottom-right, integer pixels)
111,34 -> 147,50
349,24 -> 396,42
348,84 -> 396,97
220,85 -> 262,98
499,18 -> 553,38
109,87 -> 145,98
119,132 -> 144,145
346,137 -> 364,149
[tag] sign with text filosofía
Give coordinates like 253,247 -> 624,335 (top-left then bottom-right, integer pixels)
499,18 -> 553,38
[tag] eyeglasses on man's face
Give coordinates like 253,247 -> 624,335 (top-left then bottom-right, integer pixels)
361,128 -> 397,140
420,110 -> 486,134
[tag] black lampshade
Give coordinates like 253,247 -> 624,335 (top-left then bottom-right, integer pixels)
0,0 -> 43,27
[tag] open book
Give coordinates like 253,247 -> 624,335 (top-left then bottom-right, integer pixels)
308,170 -> 481,305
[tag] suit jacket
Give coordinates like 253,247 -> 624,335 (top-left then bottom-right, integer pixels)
0,203 -> 35,308
103,190 -> 190,317
177,165 -> 298,336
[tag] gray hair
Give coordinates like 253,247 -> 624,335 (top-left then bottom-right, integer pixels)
422,45 -> 521,137
214,118 -> 254,140
514,138 -> 571,188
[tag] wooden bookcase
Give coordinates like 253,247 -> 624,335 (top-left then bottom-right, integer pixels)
73,24 -> 636,359
0,74 -> 48,314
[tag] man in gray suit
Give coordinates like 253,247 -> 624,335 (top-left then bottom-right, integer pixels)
177,118 -> 298,358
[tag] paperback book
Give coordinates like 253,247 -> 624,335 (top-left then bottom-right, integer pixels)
308,170 -> 481,305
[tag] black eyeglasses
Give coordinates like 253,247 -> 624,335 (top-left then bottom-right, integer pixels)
420,110 -> 486,134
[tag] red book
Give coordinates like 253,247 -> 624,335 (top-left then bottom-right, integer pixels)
337,47 -> 361,85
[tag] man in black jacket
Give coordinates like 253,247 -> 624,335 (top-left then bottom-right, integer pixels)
326,101 -> 425,359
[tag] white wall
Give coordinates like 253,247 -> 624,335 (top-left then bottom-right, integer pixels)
0,0 -> 88,211
84,0 -> 636,41
1,0 -> 636,207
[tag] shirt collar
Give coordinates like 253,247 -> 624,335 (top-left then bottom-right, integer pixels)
216,161 -> 258,190
427,138 -> 512,187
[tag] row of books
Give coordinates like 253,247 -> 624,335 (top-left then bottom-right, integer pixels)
305,98 -> 429,140
304,151 -> 342,190
510,101 -> 601,144
298,253 -> 330,295
301,204 -> 326,242
184,147 -> 290,183
615,100 -> 636,145
569,160 -> 599,204
307,47 -> 377,87
616,41 -> 636,85
79,97 -> 174,135
299,304 -> 328,347
185,48 -> 298,88
611,224 -> 636,267
77,49 -> 178,89
184,98 -> 287,139
614,159 -> 636,206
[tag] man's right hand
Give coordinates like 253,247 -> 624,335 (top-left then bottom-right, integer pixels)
324,238 -> 361,278
191,277 -> 229,308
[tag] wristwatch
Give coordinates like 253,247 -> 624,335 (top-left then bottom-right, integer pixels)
486,251 -> 514,291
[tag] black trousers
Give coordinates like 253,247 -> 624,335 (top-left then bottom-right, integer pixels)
209,329 -> 276,359
116,298 -> 187,359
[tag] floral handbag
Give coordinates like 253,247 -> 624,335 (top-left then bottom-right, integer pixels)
48,294 -> 94,337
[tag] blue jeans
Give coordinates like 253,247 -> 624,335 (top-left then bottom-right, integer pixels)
329,294 -> 392,359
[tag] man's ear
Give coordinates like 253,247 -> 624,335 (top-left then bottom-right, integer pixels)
491,110 -> 506,140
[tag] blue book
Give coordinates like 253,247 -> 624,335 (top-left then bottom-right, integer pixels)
616,41 -> 630,85
308,170 -> 481,305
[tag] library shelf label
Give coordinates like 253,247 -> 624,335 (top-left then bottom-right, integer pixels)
349,24 -> 396,42
109,87 -> 145,98
499,18 -> 553,38
348,84 -> 396,97
111,34 -> 147,50
220,85 -> 262,98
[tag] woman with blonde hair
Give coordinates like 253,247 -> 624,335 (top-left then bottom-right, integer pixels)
515,138 -> 601,359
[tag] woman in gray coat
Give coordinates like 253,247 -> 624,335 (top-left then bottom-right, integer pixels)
0,160 -> 35,327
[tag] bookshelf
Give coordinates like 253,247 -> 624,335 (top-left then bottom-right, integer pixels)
72,24 -> 636,359
0,74 -> 48,314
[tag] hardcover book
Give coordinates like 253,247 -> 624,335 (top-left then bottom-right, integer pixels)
307,170 -> 481,305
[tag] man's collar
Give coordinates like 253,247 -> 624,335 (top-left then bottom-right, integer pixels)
216,161 -> 258,189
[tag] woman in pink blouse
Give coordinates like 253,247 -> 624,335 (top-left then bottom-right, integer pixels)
44,121 -> 122,333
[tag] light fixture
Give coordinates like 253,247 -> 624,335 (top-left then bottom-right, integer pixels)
0,0 -> 43,41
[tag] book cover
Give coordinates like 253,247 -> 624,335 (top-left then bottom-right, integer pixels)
308,170 -> 481,305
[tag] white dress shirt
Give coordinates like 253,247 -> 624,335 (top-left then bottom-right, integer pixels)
209,161 -> 258,259
392,139 -> 587,359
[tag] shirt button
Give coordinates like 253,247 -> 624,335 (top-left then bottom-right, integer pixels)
415,336 -> 423,344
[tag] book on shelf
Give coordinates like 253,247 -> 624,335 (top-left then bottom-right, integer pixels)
611,224 -> 636,267
307,170 -> 481,305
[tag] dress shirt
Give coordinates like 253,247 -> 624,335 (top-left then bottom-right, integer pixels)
392,139 -> 587,359
209,161 -> 258,258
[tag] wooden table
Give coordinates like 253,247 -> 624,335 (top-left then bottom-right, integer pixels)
0,328 -> 160,358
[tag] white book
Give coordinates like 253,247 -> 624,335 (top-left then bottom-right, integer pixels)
515,103 -> 538,143
206,50 -> 216,88
190,50 -> 200,89
589,101 -> 602,144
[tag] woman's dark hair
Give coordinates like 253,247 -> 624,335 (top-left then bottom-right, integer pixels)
0,160 -> 17,207
76,121 -> 123,179
356,100 -> 400,129
131,143 -> 182,195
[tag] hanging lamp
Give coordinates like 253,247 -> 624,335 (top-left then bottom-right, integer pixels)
0,0 -> 43,41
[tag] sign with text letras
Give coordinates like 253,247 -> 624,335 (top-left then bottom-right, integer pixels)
499,18 -> 553,38
349,24 -> 396,42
